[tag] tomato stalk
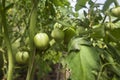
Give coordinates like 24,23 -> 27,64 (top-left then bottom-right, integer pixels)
97,63 -> 117,80
1,0 -> 14,80
114,0 -> 119,7
26,0 -> 38,80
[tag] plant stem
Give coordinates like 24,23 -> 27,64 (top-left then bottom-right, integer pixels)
1,0 -> 14,80
97,63 -> 116,80
114,0 -> 119,7
26,0 -> 38,80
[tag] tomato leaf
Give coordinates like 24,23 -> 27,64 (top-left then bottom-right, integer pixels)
68,38 -> 91,52
105,28 -> 120,43
37,58 -> 52,79
75,0 -> 88,11
5,3 -> 14,11
64,38 -> 100,80
51,0 -> 69,6
90,24 -> 105,39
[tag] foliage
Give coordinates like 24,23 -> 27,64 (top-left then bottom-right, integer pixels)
0,0 -> 120,80
63,38 -> 101,80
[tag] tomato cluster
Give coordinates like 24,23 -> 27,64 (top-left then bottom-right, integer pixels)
33,23 -> 77,51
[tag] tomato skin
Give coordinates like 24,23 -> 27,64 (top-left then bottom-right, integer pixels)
15,51 -> 29,64
34,33 -> 49,50
110,7 -> 120,17
51,28 -> 64,42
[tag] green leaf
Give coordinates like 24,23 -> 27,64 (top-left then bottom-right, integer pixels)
109,28 -> 120,41
43,50 -> 62,64
5,3 -> 14,11
68,38 -> 91,52
105,28 -> 120,43
65,38 -> 100,80
102,0 -> 114,12
112,75 -> 120,80
51,0 -> 69,6
75,0 -> 88,11
37,59 -> 52,79
90,24 -> 105,39
44,1 -> 55,18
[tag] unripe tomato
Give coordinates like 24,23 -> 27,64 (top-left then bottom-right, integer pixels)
51,28 -> 64,42
110,7 -> 120,18
34,33 -> 49,50
15,51 -> 29,64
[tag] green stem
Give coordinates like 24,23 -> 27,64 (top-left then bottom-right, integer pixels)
26,0 -> 38,80
97,63 -> 116,80
1,0 -> 14,80
0,15 -> 2,46
114,0 -> 119,7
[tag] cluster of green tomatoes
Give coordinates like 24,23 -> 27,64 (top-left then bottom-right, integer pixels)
14,6 -> 120,65
15,24 -> 76,65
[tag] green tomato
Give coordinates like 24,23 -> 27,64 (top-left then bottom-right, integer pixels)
16,51 -> 29,64
34,33 -> 49,50
51,28 -> 64,42
110,7 -> 120,18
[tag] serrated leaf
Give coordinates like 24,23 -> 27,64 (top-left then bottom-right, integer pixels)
65,38 -> 100,80
68,38 -> 91,52
75,0 -> 88,11
102,0 -> 114,12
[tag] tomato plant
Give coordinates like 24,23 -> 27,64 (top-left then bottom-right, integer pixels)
1,0 -> 120,80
